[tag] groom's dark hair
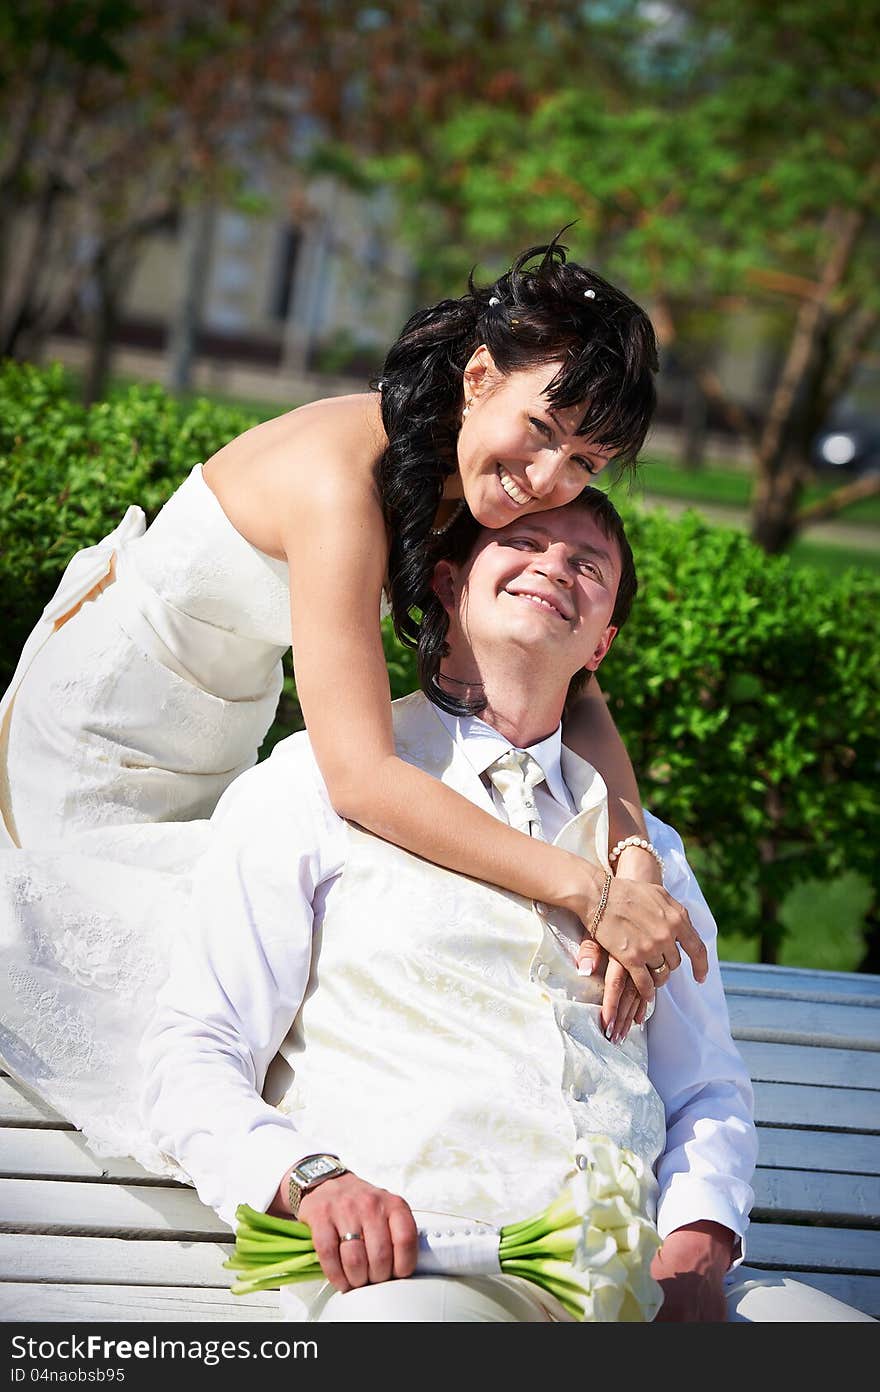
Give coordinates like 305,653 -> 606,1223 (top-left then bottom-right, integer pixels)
416,487 -> 637,717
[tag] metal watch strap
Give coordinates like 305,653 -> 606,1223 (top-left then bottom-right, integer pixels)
287,1157 -> 347,1217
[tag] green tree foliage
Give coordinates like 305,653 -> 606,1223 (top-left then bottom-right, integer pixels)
604,501 -> 878,963
1,0 -> 626,397
376,0 -> 880,552
1,363 -> 877,965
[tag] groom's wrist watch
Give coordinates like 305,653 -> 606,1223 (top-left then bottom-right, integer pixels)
287,1153 -> 348,1218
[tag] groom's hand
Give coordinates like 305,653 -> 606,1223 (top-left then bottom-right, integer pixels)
296,1171 -> 419,1293
651,1222 -> 735,1322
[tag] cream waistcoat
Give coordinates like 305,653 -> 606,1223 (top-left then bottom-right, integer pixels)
275,692 -> 666,1228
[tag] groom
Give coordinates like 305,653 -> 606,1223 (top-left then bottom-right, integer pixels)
141,489 -> 863,1322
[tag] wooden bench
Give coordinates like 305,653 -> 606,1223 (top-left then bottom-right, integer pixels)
1,960 -> 878,1322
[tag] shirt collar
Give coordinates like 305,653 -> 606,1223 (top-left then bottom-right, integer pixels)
432,704 -> 573,812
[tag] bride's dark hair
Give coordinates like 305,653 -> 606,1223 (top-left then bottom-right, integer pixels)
376,233 -> 658,675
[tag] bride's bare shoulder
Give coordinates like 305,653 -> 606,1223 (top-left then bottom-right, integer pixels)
202,391 -> 386,555
206,391 -> 384,475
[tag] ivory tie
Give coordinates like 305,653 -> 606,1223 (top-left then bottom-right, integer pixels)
486,748 -> 546,841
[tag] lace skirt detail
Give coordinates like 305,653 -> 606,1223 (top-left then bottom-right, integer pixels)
0,840 -> 207,1175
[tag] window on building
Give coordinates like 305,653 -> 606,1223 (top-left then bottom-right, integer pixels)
270,223 -> 301,321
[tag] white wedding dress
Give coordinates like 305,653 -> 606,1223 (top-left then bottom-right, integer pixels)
0,463 -> 294,1171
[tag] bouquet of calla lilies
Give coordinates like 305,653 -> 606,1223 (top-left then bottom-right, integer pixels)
226,1136 -> 663,1321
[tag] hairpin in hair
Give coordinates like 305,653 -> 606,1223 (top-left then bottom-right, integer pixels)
488,296 -> 500,306
584,289 -> 596,300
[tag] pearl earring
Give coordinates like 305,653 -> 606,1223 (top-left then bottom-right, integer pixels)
462,401 -> 472,420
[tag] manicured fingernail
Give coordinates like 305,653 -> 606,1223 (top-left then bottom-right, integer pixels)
605,1018 -> 616,1040
577,959 -> 593,976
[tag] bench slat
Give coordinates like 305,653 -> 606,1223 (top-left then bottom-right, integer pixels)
752,1168 -> 880,1225
0,1178 -> 226,1237
0,1283 -> 279,1322
1,1129 -> 167,1182
739,1040 -> 878,1090
746,1222 -> 880,1273
721,962 -> 880,1005
728,996 -> 880,1050
8,1125 -> 875,1189
752,1081 -> 879,1132
0,1079 -> 73,1129
757,1127 -> 880,1176
0,1233 -> 234,1287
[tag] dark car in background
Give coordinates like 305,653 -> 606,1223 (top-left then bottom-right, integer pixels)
812,413 -> 880,479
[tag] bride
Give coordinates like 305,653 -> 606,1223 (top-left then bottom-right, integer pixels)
0,238 -> 705,1169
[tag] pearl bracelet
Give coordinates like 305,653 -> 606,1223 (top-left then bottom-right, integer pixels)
609,836 -> 665,872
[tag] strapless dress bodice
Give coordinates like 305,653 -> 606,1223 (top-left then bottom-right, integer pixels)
125,464 -> 292,647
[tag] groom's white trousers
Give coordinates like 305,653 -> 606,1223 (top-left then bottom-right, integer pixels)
279,1271 -> 875,1322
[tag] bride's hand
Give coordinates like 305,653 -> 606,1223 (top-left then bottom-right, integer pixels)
566,862 -> 708,1020
583,842 -> 669,1041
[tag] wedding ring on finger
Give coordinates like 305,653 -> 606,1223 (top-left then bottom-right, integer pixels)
339,1232 -> 363,1244
649,958 -> 668,977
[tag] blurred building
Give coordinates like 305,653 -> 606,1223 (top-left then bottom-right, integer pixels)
49,172 -> 416,400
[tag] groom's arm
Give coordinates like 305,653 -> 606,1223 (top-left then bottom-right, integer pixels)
644,813 -> 758,1319
140,736 -> 347,1228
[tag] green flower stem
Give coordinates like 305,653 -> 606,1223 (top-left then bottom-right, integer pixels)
233,1207 -> 311,1239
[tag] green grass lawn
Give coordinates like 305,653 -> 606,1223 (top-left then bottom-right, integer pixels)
787,537 -> 880,577
637,452 -> 880,526
599,451 -> 880,576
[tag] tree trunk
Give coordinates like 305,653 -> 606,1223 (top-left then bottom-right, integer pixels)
0,178 -> 65,359
681,372 -> 708,470
0,46 -> 54,298
81,250 -> 131,406
749,448 -> 806,553
857,897 -> 880,976
165,200 -> 215,395
82,309 -> 114,406
756,884 -> 780,964
745,208 -> 867,553
757,790 -> 783,962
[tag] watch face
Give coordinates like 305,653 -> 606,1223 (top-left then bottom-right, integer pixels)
299,1155 -> 339,1183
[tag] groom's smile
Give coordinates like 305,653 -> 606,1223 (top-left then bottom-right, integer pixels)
503,581 -> 572,622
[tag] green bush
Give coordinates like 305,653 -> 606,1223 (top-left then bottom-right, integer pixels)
0,361 -> 262,679
2,362 -> 877,965
603,505 -> 879,964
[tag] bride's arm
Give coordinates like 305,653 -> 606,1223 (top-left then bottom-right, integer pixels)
279,453 -> 705,1007
565,678 -> 677,1039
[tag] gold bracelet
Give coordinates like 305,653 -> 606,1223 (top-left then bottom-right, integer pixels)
587,871 -> 613,939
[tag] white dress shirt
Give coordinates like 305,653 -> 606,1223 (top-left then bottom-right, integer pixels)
433,708 -> 575,841
141,709 -> 756,1253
